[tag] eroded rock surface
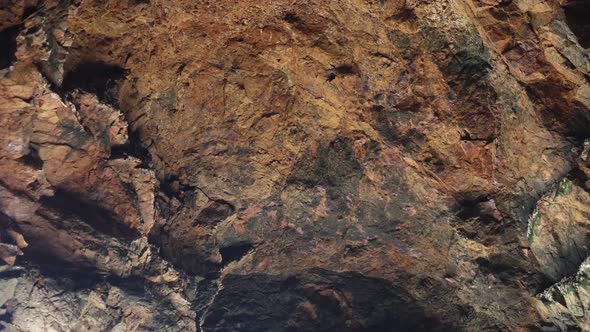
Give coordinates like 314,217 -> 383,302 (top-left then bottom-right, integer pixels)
1,0 -> 590,331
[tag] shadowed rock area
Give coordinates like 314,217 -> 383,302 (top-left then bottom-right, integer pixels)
1,0 -> 590,331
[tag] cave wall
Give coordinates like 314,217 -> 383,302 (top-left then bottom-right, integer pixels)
1,0 -> 590,331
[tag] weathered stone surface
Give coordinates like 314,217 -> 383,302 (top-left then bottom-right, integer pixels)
1,0 -> 590,330
527,178 -> 590,282
536,258 -> 590,331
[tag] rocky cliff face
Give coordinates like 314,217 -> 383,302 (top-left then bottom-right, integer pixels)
1,0 -> 590,331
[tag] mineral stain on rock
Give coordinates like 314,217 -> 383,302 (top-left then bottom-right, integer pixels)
1,0 -> 590,331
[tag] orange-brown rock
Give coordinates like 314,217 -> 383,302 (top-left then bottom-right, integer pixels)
1,0 -> 590,331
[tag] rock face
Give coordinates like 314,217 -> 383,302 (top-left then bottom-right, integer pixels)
1,0 -> 590,331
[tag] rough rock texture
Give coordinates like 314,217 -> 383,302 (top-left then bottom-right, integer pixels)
1,0 -> 590,331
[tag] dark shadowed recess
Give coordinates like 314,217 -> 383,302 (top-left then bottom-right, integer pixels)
201,268 -> 462,332
39,189 -> 140,239
17,257 -> 146,295
17,144 -> 44,170
563,0 -> 590,49
62,61 -> 127,106
219,242 -> 252,265
62,61 -> 154,168
525,82 -> 590,138
110,129 -> 152,167
0,25 -> 21,70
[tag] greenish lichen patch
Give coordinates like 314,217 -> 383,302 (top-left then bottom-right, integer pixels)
419,23 -> 448,54
581,139 -> 590,161
539,259 -> 590,306
423,23 -> 491,88
558,178 -> 572,195
59,121 -> 91,150
527,210 -> 541,243
159,87 -> 178,111
387,29 -> 415,59
47,29 -> 61,72
446,38 -> 491,86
